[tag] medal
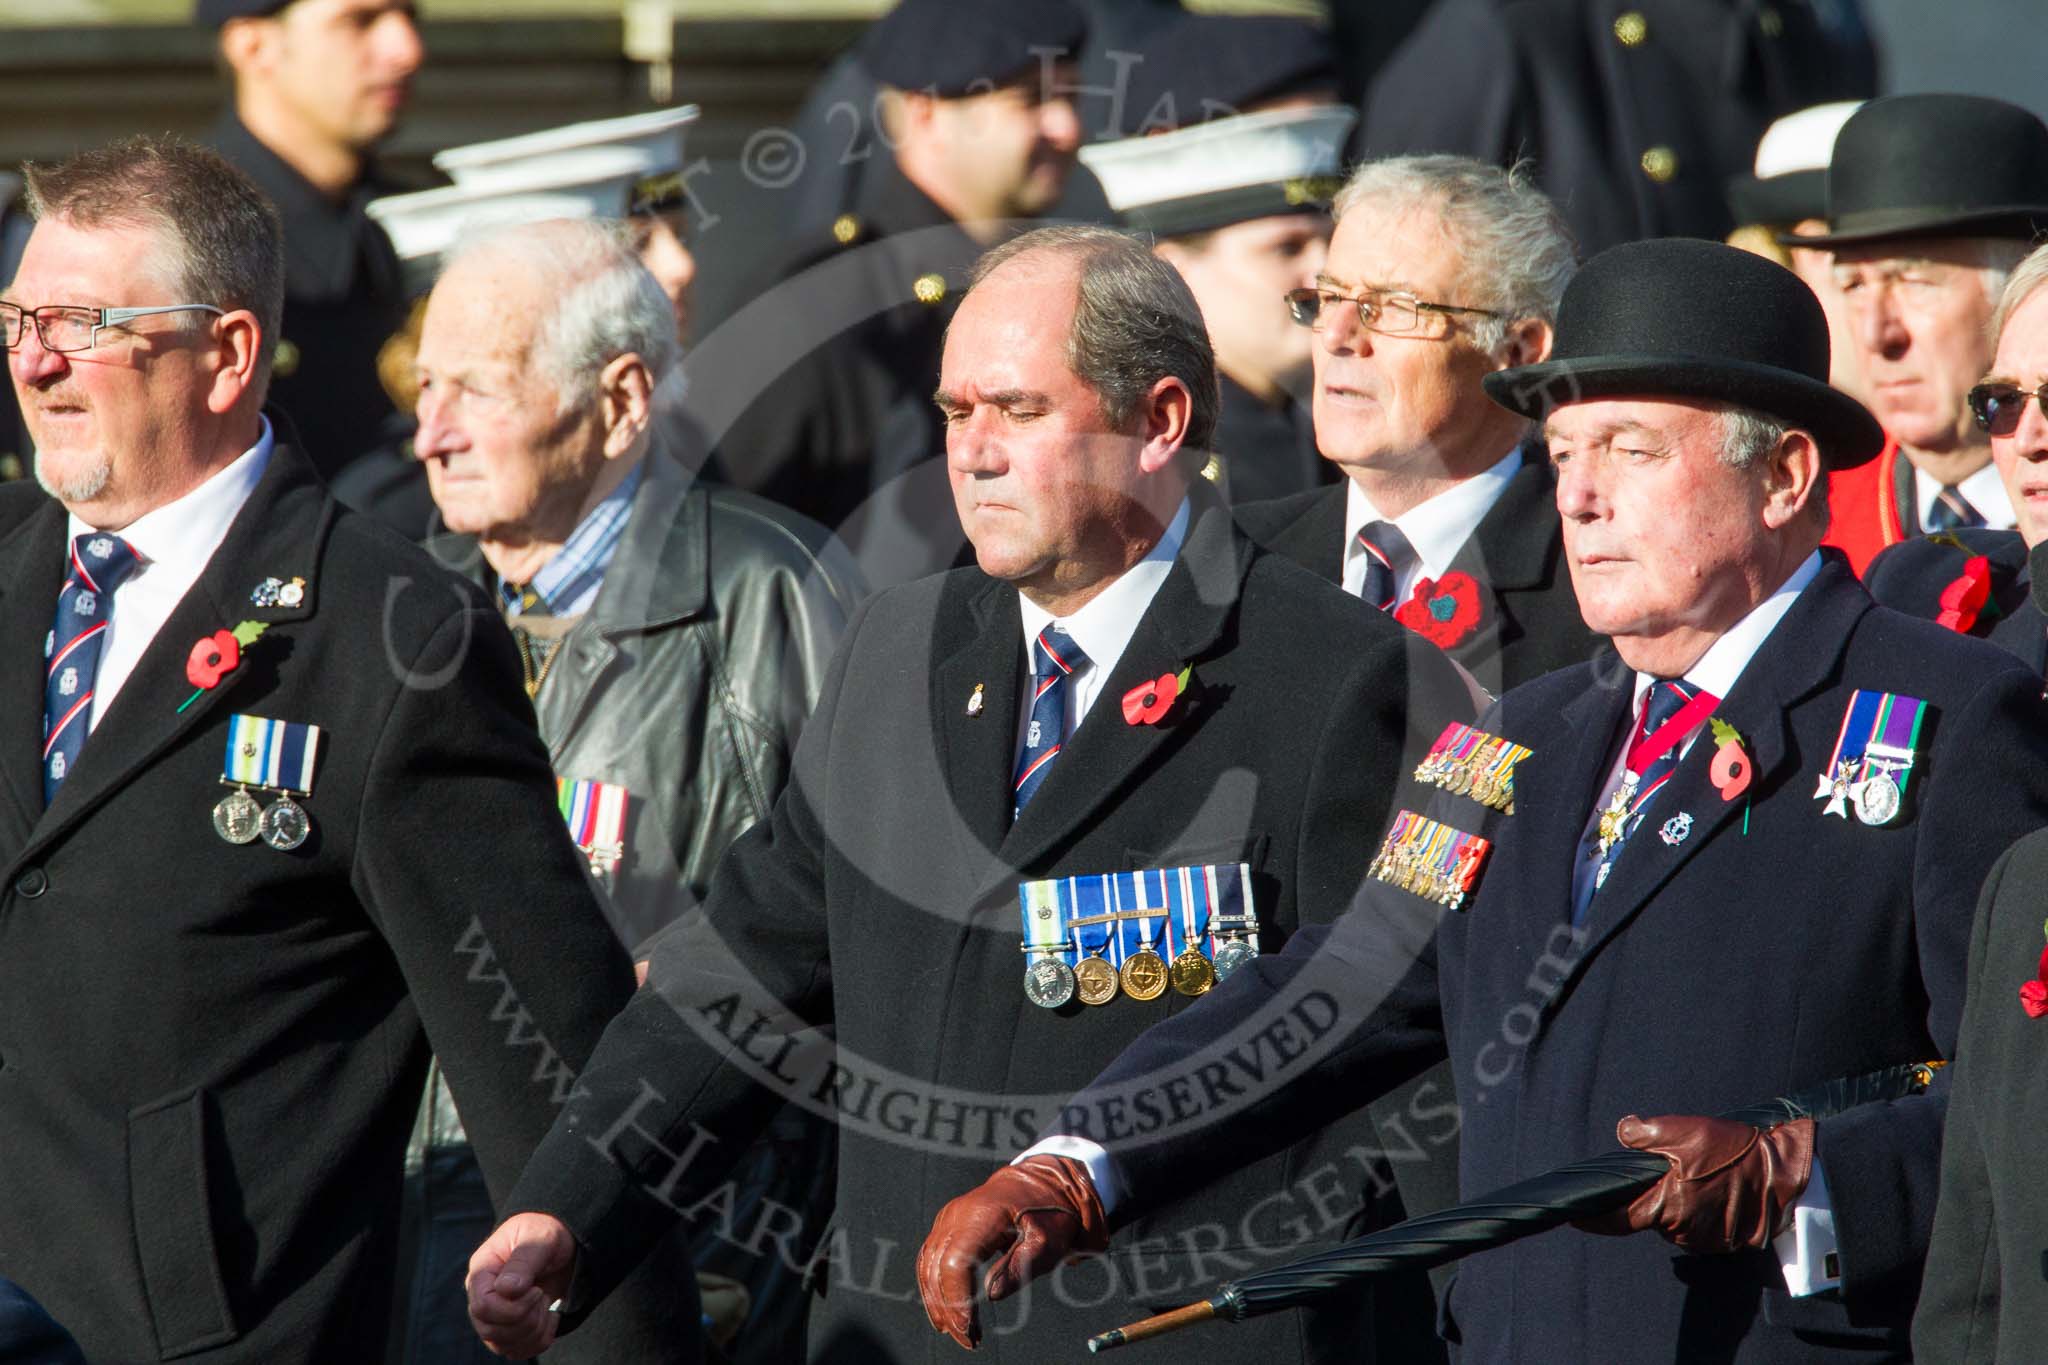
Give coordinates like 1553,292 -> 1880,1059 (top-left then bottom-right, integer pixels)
1371,810 -> 1493,910
1121,948 -> 1168,1001
212,786 -> 262,844
1854,768 -> 1901,826
1023,956 -> 1076,1009
1817,691 -> 1927,825
559,778 -> 630,879
1213,936 -> 1257,980
1168,865 -> 1214,996
1169,948 -> 1215,996
1075,953 -> 1119,1005
259,794 -> 311,850
1595,774 -> 1638,855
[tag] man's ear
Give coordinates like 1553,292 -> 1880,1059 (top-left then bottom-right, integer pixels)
1760,427 -> 1824,530
1135,375 -> 1194,476
1493,316 -> 1554,370
205,309 -> 264,416
218,15 -> 279,79
597,352 -> 655,459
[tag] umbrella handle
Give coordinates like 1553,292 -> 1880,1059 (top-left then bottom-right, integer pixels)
1086,1295 -> 1227,1353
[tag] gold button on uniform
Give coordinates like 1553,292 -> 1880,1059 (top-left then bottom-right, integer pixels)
912,273 -> 947,305
831,213 -> 860,245
1613,10 -> 1648,45
1640,146 -> 1678,183
1758,6 -> 1783,37
273,339 -> 301,378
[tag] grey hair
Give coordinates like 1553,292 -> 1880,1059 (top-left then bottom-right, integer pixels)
23,135 -> 286,393
968,224 -> 1220,461
442,217 -> 680,413
1971,237 -> 2033,323
1990,240 -> 2048,345
1330,154 -> 1577,355
1719,403 -> 1830,529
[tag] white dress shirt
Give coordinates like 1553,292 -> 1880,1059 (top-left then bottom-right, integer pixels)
1914,461 -> 2015,530
1013,498 -> 1189,764
66,418 -> 273,732
1340,446 -> 1522,602
1031,550 -> 1839,1296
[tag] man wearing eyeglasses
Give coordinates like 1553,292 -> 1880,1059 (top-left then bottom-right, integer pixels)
0,137 -> 697,1362
1231,154 -> 1601,702
1864,241 -> 2048,672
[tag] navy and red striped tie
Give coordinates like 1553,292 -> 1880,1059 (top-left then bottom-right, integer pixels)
1357,520 -> 1415,612
1013,626 -> 1089,817
43,532 -> 140,805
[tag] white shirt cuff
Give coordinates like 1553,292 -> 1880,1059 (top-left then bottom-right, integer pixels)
1015,1135 -> 1121,1216
1773,1152 -> 1839,1296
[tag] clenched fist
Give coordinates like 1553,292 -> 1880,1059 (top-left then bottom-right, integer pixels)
917,1156 -> 1110,1350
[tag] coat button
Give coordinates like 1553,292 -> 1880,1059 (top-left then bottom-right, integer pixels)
13,868 -> 47,898
1613,10 -> 1648,45
1640,146 -> 1678,183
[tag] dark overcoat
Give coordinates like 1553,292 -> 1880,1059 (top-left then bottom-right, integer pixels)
506,489 -> 1477,1363
1069,555 -> 2048,1361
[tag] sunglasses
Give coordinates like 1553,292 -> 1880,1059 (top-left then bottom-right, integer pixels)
1967,382 -> 2048,436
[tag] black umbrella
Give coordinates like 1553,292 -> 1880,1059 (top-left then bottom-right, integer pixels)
1088,1061 -> 1939,1353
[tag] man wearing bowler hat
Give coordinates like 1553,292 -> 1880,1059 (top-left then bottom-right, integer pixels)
1801,94 -> 2048,570
921,237 -> 2048,1360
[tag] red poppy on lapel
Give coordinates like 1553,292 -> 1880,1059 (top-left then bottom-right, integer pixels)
180,621 -> 270,712
1935,555 -> 1993,634
1123,665 -> 1192,726
1393,573 -> 1483,648
2022,943 -> 2048,1019
1708,718 -> 1752,802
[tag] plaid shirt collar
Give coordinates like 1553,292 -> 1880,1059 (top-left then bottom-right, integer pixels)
499,460 -> 644,618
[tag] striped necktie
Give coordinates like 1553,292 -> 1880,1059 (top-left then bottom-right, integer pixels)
1356,520 -> 1415,612
43,532 -> 142,805
1926,484 -> 1986,532
1582,678 -> 1697,917
1013,626 -> 1090,817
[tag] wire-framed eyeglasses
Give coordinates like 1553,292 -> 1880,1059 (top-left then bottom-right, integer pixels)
1283,286 -> 1501,338
1,301 -> 226,355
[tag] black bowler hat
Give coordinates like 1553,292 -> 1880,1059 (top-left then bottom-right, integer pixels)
1790,93 -> 2048,248
856,0 -> 1088,98
195,0 -> 291,24
1483,237 -> 1885,469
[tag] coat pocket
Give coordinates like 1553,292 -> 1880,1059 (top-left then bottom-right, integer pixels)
127,1086 -> 239,1358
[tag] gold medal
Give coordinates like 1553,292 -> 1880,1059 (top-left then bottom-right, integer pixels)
1074,954 -> 1119,1006
1121,949 -> 1168,1001
1169,947 -> 1214,997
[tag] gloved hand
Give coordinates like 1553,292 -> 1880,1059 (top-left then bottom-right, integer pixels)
917,1155 -> 1110,1350
1581,1114 -> 1815,1253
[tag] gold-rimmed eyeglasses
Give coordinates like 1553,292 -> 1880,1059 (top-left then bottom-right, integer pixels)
1283,286 -> 1501,338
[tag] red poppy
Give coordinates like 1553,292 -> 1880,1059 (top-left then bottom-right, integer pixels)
1936,555 -> 1992,633
186,629 -> 242,689
1122,665 -> 1192,726
2024,945 -> 2048,1019
1393,573 -> 1483,648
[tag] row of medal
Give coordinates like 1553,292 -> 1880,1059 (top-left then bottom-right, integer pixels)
1370,810 -> 1491,910
1413,721 -> 1531,815
1017,864 -> 1260,1010
1814,689 -> 1925,828
211,714 -> 321,851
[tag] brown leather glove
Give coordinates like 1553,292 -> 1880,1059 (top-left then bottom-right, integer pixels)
917,1155 -> 1110,1350
1580,1114 -> 1815,1253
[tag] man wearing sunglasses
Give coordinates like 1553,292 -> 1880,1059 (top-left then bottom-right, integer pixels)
1863,242 -> 2048,669
1232,154 -> 1600,699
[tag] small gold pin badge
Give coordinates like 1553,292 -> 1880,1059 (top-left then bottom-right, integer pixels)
966,683 -> 985,717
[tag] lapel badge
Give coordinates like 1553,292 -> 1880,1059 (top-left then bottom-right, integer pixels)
251,576 -> 307,609
966,683 -> 985,717
1658,812 -> 1693,846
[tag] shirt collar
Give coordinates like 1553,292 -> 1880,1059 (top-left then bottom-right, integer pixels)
1914,461 -> 2016,529
1018,497 -> 1190,674
1343,445 -> 1523,579
504,460 -> 645,618
69,416 -> 274,578
1633,549 -> 1824,706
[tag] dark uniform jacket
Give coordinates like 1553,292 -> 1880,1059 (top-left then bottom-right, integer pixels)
1060,554 -> 2048,1361
1236,453 -> 1602,697
1864,527 -> 2047,673
1212,374 -> 1332,507
1360,0 -> 1875,256
695,152 -> 980,538
0,444 -> 694,1362
1914,828 -> 2048,1362
205,115 -> 409,481
504,486 -> 1476,1363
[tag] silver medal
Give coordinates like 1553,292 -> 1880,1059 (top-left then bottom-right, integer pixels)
259,795 -> 311,850
212,788 -> 262,844
1853,770 -> 1901,826
1023,957 -> 1077,1009
1212,937 -> 1258,981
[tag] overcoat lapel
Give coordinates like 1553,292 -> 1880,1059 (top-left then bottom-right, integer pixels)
1565,560 -> 1873,985
8,445 -> 329,871
0,500 -> 70,841
930,573 -> 1025,866
995,493 -> 1249,878
1446,453 -> 1559,660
